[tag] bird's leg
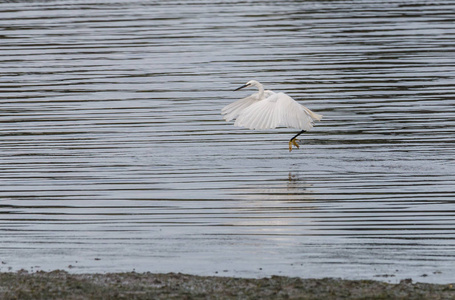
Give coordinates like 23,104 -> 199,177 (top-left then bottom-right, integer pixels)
289,130 -> 306,152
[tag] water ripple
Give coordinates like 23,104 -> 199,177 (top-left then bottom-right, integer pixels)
0,0 -> 455,283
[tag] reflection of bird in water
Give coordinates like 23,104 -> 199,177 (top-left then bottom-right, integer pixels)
228,172 -> 314,203
288,172 -> 300,183
287,172 -> 312,192
221,80 -> 322,151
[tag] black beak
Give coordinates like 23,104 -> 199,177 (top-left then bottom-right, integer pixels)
234,84 -> 249,91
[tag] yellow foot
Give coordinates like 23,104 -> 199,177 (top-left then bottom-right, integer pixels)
289,139 -> 300,152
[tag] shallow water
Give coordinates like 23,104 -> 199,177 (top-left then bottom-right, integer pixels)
1,0 -> 455,283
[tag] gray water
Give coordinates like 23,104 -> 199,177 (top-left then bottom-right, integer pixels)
1,0 -> 455,284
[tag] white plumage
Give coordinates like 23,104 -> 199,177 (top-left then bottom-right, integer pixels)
221,80 -> 322,151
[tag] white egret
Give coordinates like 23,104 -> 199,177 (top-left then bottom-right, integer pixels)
221,80 -> 322,152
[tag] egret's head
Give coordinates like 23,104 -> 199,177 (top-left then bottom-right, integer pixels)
234,80 -> 260,91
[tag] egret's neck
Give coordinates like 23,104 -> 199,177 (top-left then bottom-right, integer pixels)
253,82 -> 264,98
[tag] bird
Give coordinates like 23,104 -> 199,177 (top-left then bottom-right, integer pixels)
221,80 -> 322,152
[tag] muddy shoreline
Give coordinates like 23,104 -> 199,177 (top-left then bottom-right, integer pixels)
0,270 -> 454,299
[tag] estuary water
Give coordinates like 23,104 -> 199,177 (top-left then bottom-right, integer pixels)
1,0 -> 455,283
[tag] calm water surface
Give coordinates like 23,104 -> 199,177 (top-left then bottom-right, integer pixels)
1,0 -> 455,283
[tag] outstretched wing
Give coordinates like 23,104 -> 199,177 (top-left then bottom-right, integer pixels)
234,93 -> 322,130
221,93 -> 259,122
276,93 -> 322,130
234,94 -> 280,130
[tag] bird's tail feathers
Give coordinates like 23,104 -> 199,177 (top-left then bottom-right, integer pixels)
303,107 -> 323,122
